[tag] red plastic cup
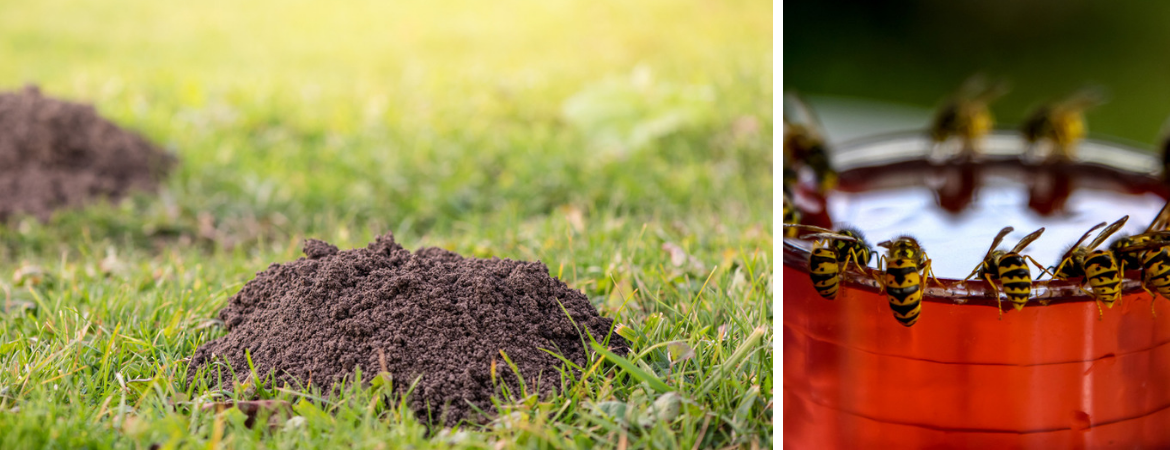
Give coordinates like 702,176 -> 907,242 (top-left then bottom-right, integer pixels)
783,133 -> 1170,449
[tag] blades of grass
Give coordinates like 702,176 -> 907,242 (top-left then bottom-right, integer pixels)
590,342 -> 671,394
498,349 -> 528,399
555,297 -> 596,363
733,385 -> 761,434
538,347 -> 583,373
697,325 -> 766,396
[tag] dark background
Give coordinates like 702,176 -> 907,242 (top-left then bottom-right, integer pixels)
784,1 -> 1170,146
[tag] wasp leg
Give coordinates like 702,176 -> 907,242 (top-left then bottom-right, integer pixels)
844,250 -> 879,295
962,262 -> 985,295
871,255 -> 887,295
1052,257 -> 1072,280
1147,285 -> 1159,318
1142,273 -> 1161,318
922,258 -> 945,290
1118,260 -> 1127,308
963,261 -> 986,283
1077,285 -> 1104,320
845,249 -> 870,275
984,273 -> 1003,320
1024,255 -> 1056,280
834,258 -> 849,292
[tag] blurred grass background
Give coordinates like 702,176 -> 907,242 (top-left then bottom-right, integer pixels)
0,0 -> 772,251
0,1 -> 773,448
785,0 -> 1170,146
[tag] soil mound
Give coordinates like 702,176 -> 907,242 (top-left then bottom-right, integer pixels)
0,85 -> 174,221
188,232 -> 628,424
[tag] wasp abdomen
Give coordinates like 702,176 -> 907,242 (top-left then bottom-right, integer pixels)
1085,251 -> 1123,307
1143,248 -> 1170,298
885,264 -> 917,281
809,248 -> 840,299
998,253 -> 1033,310
884,261 -> 922,327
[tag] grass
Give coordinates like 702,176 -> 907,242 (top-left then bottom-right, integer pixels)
0,0 -> 773,448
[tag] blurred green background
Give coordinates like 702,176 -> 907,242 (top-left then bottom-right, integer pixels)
785,1 -> 1170,146
0,0 -> 772,251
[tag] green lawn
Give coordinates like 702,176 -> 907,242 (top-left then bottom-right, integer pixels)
0,1 -> 774,448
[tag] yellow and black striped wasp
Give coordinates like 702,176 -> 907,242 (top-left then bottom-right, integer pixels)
783,224 -> 874,300
875,236 -> 942,327
929,75 -> 1009,161
1110,201 -> 1170,315
1051,216 -> 1129,318
964,226 -> 1050,319
1110,232 -> 1151,278
1108,201 -> 1168,279
1022,87 -> 1107,163
783,192 -> 802,239
783,93 -> 836,192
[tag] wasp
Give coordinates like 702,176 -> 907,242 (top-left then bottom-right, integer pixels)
1051,216 -> 1129,318
783,93 -> 836,191
1110,233 -> 1151,274
875,236 -> 941,327
783,224 -> 874,300
1110,201 -> 1170,315
1113,233 -> 1170,316
1022,88 -> 1107,162
783,193 -> 802,238
929,75 -> 1008,161
964,226 -> 1050,318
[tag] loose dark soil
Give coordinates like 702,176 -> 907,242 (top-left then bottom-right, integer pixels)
0,85 -> 174,221
188,232 -> 628,424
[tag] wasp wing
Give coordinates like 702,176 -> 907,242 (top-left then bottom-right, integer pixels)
783,224 -> 836,240
1059,221 -> 1107,262
982,226 -> 1014,259
802,232 -> 858,243
1147,200 -> 1170,232
1009,227 -> 1046,254
1087,216 -> 1130,251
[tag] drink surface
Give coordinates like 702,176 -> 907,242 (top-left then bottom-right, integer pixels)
831,162 -> 1165,278
790,132 -> 1169,279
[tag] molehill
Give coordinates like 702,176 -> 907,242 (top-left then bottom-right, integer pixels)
0,85 -> 174,221
187,232 -> 628,424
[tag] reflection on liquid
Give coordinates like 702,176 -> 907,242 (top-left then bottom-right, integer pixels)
924,159 -> 1075,216
930,161 -> 980,214
790,167 -> 834,231
1027,162 -> 1074,216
